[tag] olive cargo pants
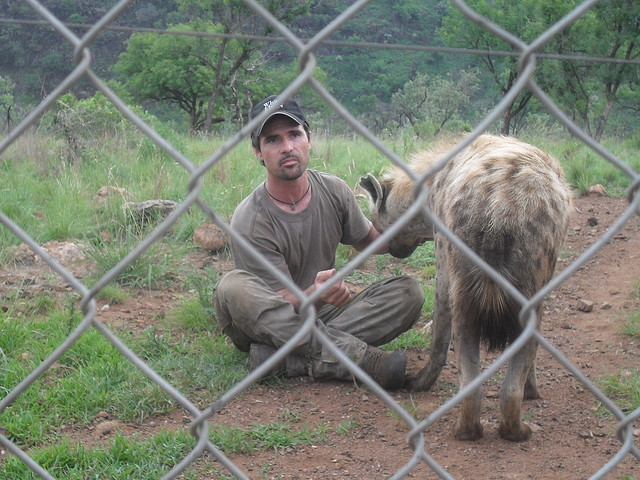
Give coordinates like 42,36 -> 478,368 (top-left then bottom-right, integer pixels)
213,269 -> 424,380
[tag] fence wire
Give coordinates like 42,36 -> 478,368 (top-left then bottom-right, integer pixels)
0,0 -> 639,479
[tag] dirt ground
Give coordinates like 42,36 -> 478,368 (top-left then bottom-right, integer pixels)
2,194 -> 640,479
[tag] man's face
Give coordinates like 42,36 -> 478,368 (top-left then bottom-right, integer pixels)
254,116 -> 311,181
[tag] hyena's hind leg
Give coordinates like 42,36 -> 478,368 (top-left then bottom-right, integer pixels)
453,318 -> 484,441
524,358 -> 541,400
498,338 -> 538,442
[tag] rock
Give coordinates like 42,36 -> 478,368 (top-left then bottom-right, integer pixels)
586,216 -> 598,226
576,299 -> 594,312
11,244 -> 38,265
123,199 -> 178,224
193,222 -> 227,251
7,241 -> 86,268
41,241 -> 86,264
586,184 -> 606,197
100,230 -> 111,243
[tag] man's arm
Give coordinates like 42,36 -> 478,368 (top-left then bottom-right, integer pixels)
351,222 -> 388,254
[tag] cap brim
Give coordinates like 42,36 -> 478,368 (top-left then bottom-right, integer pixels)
253,112 -> 305,139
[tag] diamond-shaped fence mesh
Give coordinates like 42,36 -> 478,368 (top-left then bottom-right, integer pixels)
0,0 -> 639,479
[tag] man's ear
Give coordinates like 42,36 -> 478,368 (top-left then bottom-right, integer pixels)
253,146 -> 265,166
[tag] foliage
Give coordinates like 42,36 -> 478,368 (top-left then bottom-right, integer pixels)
391,69 -> 480,137
290,0 -> 452,116
0,75 -> 15,121
440,0 -> 568,135
115,21 -> 248,133
114,0 -> 312,133
543,0 -> 640,140
2,1 -> 639,138
439,0 -> 640,138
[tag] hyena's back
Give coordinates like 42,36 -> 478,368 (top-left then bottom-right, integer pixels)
414,135 -> 573,349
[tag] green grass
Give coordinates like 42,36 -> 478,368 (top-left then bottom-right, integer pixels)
621,312 -> 640,339
84,236 -> 191,290
547,137 -> 640,196
0,296 -> 354,478
0,420 -> 333,480
597,368 -> 640,418
0,300 -> 243,440
0,431 -> 198,480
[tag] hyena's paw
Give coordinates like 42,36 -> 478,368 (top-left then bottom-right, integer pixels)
523,384 -> 541,400
454,420 -> 483,441
498,421 -> 532,442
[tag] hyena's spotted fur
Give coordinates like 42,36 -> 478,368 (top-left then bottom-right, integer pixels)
360,134 -> 572,442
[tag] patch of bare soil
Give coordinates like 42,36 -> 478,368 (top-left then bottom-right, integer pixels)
2,195 -> 640,479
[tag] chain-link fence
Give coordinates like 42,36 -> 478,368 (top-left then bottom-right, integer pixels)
1,0 -> 639,479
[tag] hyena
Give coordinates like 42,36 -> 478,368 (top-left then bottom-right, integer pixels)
360,134 -> 572,442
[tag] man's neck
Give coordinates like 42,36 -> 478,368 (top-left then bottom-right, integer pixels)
265,173 -> 312,212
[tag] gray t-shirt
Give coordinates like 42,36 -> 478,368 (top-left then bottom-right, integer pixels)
230,169 -> 371,292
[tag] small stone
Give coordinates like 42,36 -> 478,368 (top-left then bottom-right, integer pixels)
576,299 -> 594,312
124,199 -> 177,221
587,184 -> 606,197
95,186 -> 134,205
193,222 -> 227,251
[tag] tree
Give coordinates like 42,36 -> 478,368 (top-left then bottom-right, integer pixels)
115,21 -> 245,132
0,1 -> 149,103
439,0 -> 640,138
0,75 -> 15,132
114,0 -> 311,133
392,69 -> 480,137
439,0 -> 579,135
280,0 -> 451,116
547,0 -> 639,140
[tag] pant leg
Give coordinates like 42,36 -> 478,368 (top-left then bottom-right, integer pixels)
311,276 -> 424,379
319,276 -> 424,346
213,269 -> 368,379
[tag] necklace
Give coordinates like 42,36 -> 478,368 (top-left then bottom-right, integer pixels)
265,183 -> 311,211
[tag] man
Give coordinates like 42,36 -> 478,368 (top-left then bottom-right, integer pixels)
213,95 -> 424,390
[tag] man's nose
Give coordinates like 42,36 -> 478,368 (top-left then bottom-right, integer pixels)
281,137 -> 294,152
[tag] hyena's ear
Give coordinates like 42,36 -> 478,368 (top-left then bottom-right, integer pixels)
359,174 -> 385,211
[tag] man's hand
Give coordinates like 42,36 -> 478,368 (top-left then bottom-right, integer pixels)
276,268 -> 352,312
314,269 -> 352,307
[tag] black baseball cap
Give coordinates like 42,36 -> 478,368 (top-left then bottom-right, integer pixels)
250,95 -> 308,143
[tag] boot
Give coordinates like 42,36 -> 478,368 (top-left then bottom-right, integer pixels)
358,346 -> 407,390
249,344 -> 308,379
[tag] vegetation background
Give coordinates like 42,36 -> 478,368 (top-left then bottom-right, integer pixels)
1,0 -> 638,139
